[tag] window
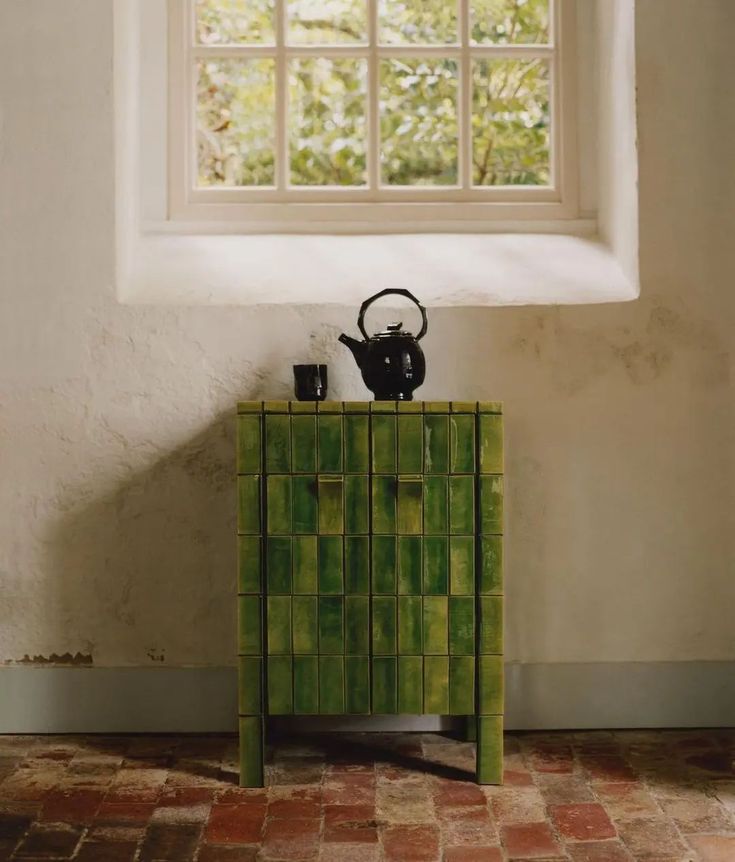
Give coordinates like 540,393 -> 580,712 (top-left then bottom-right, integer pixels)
168,0 -> 578,227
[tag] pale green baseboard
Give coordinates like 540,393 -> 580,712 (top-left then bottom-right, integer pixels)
0,662 -> 732,733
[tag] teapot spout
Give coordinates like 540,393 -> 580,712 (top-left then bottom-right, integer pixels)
338,333 -> 367,368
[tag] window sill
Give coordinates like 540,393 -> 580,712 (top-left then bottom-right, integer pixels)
119,230 -> 638,307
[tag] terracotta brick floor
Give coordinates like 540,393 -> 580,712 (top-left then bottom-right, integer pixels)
0,729 -> 733,861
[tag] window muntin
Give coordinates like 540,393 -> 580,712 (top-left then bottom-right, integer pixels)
169,0 -> 577,217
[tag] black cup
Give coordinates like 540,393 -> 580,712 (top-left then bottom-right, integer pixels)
293,364 -> 328,401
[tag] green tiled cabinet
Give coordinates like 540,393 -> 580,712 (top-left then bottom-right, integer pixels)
236,400 -> 504,786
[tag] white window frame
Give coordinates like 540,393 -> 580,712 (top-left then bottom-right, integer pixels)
167,0 -> 579,229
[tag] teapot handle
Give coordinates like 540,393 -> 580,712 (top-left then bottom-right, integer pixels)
357,288 -> 428,341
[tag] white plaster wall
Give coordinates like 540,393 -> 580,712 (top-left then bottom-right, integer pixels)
0,1 -> 733,671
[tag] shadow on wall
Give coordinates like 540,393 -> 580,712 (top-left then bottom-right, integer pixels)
43,369 -> 294,673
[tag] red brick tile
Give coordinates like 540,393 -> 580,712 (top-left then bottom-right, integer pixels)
616,817 -> 688,858
323,804 -> 378,843
13,822 -> 84,858
158,786 -> 216,806
567,840 -> 633,862
264,818 -> 321,839
261,818 -> 321,861
319,843 -> 380,862
268,797 -> 321,819
500,822 -> 562,859
205,804 -> 265,844
527,745 -> 575,775
579,756 -> 636,783
593,782 -> 660,820
433,780 -> 487,808
40,788 -> 104,824
71,840 -> 140,862
197,846 -> 258,862
138,822 -> 201,861
443,849 -> 503,862
549,803 -> 616,841
323,773 -> 376,805
216,787 -> 268,805
383,824 -> 441,861
504,769 -> 534,786
95,801 -> 157,824
438,806 -> 497,846
686,835 -> 735,862
535,775 -> 595,805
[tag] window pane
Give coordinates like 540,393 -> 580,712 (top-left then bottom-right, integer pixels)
197,59 -> 276,186
195,0 -> 275,44
289,59 -> 368,186
472,59 -> 550,186
288,0 -> 367,44
380,59 -> 458,186
379,0 -> 457,44
471,0 -> 549,44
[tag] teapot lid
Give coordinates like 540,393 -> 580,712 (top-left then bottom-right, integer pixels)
374,321 -> 414,339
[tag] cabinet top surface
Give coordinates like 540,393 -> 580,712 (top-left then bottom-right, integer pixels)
237,400 -> 503,415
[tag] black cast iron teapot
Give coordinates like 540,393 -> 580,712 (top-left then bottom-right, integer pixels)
339,288 -> 428,401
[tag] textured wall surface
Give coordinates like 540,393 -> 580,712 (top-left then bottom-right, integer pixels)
0,1 -> 733,670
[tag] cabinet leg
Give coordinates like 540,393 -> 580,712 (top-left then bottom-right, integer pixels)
239,715 -> 264,787
476,715 -> 503,784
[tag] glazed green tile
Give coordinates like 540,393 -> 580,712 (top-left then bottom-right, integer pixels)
266,475 -> 291,535
424,401 -> 450,413
422,595 -> 448,655
293,656 -> 319,714
239,716 -> 263,787
345,596 -> 369,654
371,415 -> 396,473
371,401 -> 396,413
238,596 -> 261,655
465,716 -> 477,742
319,656 -> 344,714
318,536 -> 344,594
292,475 -> 317,534
477,715 -> 503,784
291,415 -> 317,473
398,596 -> 422,655
449,596 -> 475,655
292,596 -> 318,654
237,414 -> 262,473
293,535 -> 318,593
372,475 -> 396,534
423,536 -> 448,595
318,415 -> 343,473
397,401 -> 423,413
318,477 -> 344,534
265,414 -> 290,472
344,475 -> 369,534
238,656 -> 262,714
344,401 -> 369,413
237,475 -> 261,535
372,657 -> 397,714
424,414 -> 449,473
449,656 -> 475,715
479,414 -> 503,474
344,415 -> 369,472
398,536 -> 422,594
478,596 -> 503,654
397,477 -> 423,535
398,656 -> 423,713
238,536 -> 261,594
266,537 -> 291,594
478,654 -> 503,715
318,400 -> 343,413
290,401 -> 316,414
267,596 -> 291,655
345,656 -> 370,714
450,536 -> 474,595
423,476 -> 448,534
397,415 -> 423,473
237,400 -> 262,414
267,655 -> 292,715
372,596 -> 396,655
449,476 -> 474,534
264,400 -> 289,413
479,536 -> 503,594
477,401 -> 502,414
371,535 -> 396,594
345,536 -> 369,594
451,401 -> 477,413
449,414 -> 475,474
423,655 -> 449,713
318,596 -> 344,654
479,475 -> 503,535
